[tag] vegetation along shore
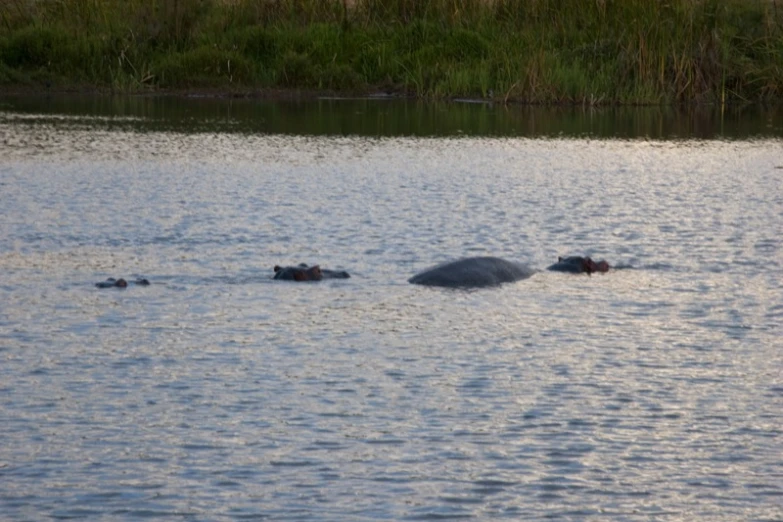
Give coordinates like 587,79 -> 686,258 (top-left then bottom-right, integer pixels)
1,0 -> 782,104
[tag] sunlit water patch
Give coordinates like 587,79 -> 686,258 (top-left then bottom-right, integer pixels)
1,113 -> 781,521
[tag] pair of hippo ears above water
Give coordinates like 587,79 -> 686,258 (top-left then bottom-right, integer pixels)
273,264 -> 351,282
95,277 -> 150,288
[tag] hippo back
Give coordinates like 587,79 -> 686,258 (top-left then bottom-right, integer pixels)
409,256 -> 535,288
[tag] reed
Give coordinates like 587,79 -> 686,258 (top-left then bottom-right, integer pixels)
1,0 -> 781,103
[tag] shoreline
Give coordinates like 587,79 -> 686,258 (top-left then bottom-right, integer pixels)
2,84 -> 773,108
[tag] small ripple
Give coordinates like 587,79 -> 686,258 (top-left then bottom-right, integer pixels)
768,386 -> 783,396
439,495 -> 485,504
365,438 -> 406,445
181,443 -> 223,451
746,483 -> 783,496
270,460 -> 319,467
304,441 -> 347,452
685,477 -> 733,488
319,412 -> 363,418
109,509 -> 198,518
406,508 -> 473,520
473,479 -> 518,488
215,480 -> 242,487
52,508 -> 106,519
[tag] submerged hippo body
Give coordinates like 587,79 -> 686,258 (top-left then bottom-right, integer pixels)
547,256 -> 610,274
273,263 -> 350,282
408,256 -> 535,288
96,277 -> 150,288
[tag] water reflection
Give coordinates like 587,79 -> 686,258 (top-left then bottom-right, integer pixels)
1,93 -> 782,138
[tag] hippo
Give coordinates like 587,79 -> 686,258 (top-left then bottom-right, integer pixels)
273,263 -> 350,282
408,256 -> 535,288
96,277 -> 150,288
546,256 -> 609,274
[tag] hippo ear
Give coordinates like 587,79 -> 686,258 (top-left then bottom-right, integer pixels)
274,265 -> 282,273
558,256 -> 563,262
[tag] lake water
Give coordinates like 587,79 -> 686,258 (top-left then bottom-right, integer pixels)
1,95 -> 782,521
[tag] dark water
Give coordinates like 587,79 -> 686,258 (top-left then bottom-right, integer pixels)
2,93 -> 783,138
1,96 -> 782,521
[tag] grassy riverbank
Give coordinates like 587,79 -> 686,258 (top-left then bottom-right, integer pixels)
1,0 -> 782,104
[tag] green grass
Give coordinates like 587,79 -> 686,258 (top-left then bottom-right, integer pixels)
1,0 -> 781,104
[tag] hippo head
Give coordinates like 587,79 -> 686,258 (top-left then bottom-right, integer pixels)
583,257 -> 610,274
273,264 -> 323,281
550,256 -> 610,275
565,256 -> 610,275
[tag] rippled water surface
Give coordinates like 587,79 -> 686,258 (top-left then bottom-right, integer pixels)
1,99 -> 782,521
